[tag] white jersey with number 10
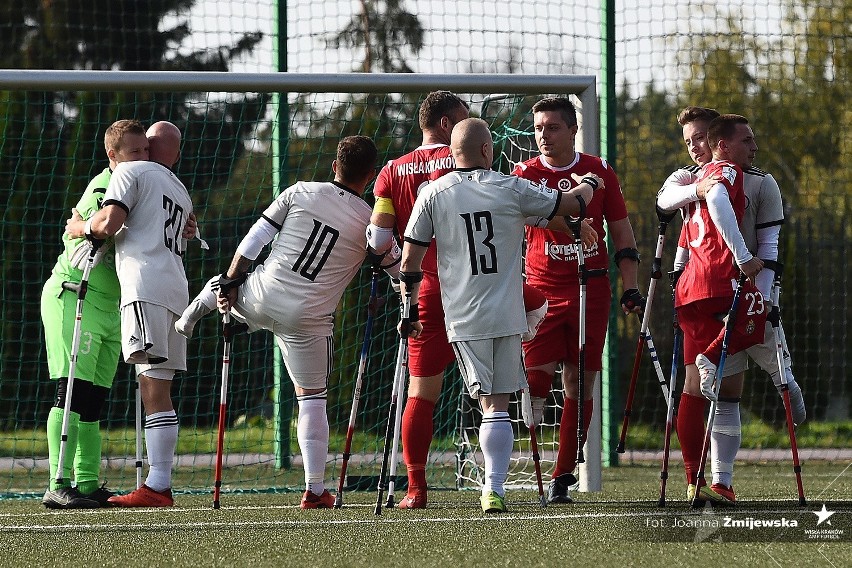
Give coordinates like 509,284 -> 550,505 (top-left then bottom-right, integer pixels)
240,181 -> 371,336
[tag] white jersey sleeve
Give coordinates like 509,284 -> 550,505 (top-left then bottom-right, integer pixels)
657,165 -> 700,211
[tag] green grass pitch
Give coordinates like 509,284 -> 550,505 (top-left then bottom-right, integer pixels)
0,462 -> 849,567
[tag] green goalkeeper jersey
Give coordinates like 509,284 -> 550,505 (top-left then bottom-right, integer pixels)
48,167 -> 120,312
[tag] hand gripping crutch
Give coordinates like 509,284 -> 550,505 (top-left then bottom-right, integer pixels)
691,273 -> 747,507
566,213 -> 587,466
55,239 -> 104,487
521,388 -> 546,508
768,263 -> 806,506
213,311 -> 238,509
375,292 -> 412,515
616,206 -> 675,453
334,267 -> 381,508
658,270 -> 683,507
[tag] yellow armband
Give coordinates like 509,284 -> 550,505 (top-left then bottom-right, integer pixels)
373,196 -> 396,216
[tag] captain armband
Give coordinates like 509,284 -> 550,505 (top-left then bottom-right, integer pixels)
614,247 -> 641,265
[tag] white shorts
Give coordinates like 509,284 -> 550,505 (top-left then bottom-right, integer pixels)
723,320 -> 792,379
451,335 -> 527,398
121,301 -> 187,373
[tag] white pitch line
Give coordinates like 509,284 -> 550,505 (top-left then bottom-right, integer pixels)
0,499 -> 827,519
2,506 -> 842,532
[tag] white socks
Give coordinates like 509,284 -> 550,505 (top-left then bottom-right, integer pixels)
144,410 -> 179,492
480,411 -> 513,497
175,277 -> 218,338
297,393 -> 329,495
711,401 -> 740,488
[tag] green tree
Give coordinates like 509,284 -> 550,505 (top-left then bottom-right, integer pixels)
327,0 -> 424,73
0,1 -> 265,426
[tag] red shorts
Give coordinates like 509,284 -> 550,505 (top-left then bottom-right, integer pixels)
678,285 -> 768,365
408,289 -> 455,377
522,280 -> 611,371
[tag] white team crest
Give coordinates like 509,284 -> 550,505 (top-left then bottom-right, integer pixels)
558,178 -> 571,190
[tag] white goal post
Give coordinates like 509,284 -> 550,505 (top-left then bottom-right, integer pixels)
0,70 -> 602,494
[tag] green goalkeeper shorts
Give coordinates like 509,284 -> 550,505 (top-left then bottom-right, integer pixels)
41,275 -> 121,388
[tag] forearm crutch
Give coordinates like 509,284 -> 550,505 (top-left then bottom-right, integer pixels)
768,264 -> 806,506
213,311 -> 237,509
566,214 -> 587,465
658,270 -> 682,507
617,206 -> 675,453
56,239 -> 104,486
692,273 -> 747,507
335,267 -> 381,508
375,292 -> 411,515
521,388 -> 546,508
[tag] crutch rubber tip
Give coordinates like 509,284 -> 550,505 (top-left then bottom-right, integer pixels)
385,496 -> 395,509
657,498 -> 666,508
213,501 -> 220,510
799,497 -> 807,506
539,496 -> 547,509
373,504 -> 383,516
615,442 -> 625,453
333,496 -> 343,509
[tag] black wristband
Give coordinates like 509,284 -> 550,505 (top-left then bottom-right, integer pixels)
581,176 -> 599,190
668,270 -> 683,286
219,272 -> 247,293
399,271 -> 423,286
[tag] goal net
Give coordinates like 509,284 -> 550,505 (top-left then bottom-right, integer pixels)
455,94 -> 594,490
0,71 -> 598,496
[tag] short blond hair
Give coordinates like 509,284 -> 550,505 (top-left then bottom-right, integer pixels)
104,119 -> 146,153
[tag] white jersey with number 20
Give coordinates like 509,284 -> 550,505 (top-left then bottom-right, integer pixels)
103,160 -> 191,315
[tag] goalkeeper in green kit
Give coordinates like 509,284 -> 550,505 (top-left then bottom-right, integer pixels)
39,120 -> 150,509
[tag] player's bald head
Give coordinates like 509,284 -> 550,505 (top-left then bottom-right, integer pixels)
147,121 -> 182,167
450,118 -> 493,169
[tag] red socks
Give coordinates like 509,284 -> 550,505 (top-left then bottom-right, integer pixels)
553,397 -> 594,478
676,392 -> 708,485
401,396 -> 435,492
525,369 -> 553,399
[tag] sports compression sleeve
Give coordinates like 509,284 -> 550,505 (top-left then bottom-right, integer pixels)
755,224 -> 781,299
235,217 -> 279,261
705,184 -> 752,266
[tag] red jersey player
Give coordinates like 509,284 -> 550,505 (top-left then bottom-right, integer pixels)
670,114 -> 767,504
367,91 -> 549,509
513,97 -> 643,504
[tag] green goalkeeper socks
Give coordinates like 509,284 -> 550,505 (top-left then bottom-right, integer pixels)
47,407 -> 80,490
75,421 -> 102,494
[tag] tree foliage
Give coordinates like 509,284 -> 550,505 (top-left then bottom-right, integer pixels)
0,1 -> 265,424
